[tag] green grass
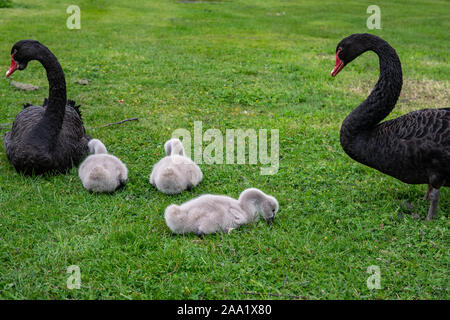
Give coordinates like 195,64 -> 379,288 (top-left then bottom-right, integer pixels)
0,0 -> 448,299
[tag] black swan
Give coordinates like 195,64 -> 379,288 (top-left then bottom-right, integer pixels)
4,40 -> 90,175
331,33 -> 449,220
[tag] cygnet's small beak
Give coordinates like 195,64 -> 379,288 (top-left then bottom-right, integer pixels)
266,217 -> 274,226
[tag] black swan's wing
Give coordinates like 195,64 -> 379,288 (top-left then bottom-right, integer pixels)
54,102 -> 90,168
379,108 -> 449,143
373,108 -> 450,184
4,106 -> 49,173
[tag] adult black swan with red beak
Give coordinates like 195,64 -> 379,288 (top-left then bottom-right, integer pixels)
331,34 -> 449,220
4,40 -> 90,175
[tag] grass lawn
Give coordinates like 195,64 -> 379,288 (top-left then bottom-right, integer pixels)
0,0 -> 448,299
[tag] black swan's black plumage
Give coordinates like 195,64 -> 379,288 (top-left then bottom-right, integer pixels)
332,34 -> 449,220
4,40 -> 90,175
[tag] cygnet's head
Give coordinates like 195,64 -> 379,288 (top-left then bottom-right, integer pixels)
88,139 -> 107,154
259,195 -> 279,225
164,138 -> 185,157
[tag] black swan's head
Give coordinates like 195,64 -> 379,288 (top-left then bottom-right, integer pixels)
6,40 -> 44,77
331,33 -> 379,77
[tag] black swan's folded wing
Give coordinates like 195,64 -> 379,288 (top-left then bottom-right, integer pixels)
378,108 -> 450,144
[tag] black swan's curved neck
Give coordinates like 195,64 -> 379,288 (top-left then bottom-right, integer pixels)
36,46 -> 66,137
340,37 -> 403,147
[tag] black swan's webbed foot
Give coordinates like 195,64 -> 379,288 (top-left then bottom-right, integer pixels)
426,188 -> 440,221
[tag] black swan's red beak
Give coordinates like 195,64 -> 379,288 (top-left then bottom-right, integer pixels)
6,54 -> 18,78
331,48 -> 344,77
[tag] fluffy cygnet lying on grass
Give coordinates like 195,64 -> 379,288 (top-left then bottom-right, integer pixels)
164,188 -> 279,235
78,139 -> 128,193
150,138 -> 202,194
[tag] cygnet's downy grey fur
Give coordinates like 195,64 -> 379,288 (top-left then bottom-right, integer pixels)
150,138 -> 202,194
164,188 -> 279,235
78,139 -> 128,193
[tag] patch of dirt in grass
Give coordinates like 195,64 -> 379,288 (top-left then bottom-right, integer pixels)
346,78 -> 449,112
399,79 -> 449,110
10,81 -> 40,91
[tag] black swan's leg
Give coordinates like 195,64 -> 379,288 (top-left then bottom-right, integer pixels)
423,184 -> 432,201
426,188 -> 440,221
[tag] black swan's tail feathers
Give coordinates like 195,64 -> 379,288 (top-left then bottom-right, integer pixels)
43,98 -> 83,118
24,97 -> 51,108
67,99 -> 83,119
67,99 -> 75,108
